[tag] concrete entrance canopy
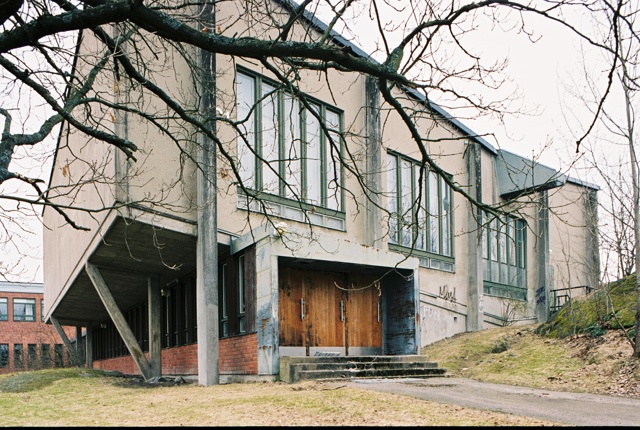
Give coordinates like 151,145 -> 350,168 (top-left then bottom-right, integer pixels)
47,207 -> 230,327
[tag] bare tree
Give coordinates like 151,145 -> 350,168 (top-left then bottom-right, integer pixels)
0,0 -> 628,285
561,0 -> 640,354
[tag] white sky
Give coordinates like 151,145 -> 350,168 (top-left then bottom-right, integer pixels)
1,1 -> 624,282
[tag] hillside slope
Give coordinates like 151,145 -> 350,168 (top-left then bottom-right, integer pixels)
423,276 -> 640,398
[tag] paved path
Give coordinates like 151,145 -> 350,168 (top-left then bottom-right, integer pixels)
348,377 -> 640,426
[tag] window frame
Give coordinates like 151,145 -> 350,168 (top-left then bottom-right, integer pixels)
481,211 -> 527,300
13,298 -> 36,322
0,297 -> 7,321
236,67 -> 345,216
0,344 -> 8,368
386,151 -> 455,270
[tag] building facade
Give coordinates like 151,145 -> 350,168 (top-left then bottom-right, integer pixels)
0,282 -> 78,375
42,1 -> 599,384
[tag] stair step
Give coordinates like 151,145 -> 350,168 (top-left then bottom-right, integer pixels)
279,355 -> 447,383
294,367 -> 446,382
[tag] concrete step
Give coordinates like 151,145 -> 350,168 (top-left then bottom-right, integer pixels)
279,355 -> 447,383
293,367 -> 446,382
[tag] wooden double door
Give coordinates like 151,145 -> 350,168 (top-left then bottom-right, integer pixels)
278,267 -> 382,355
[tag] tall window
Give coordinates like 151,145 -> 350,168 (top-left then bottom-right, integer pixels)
13,344 -> 22,369
0,344 -> 8,367
0,298 -> 7,321
27,344 -> 37,368
219,263 -> 228,338
13,298 -> 36,322
41,299 -> 45,322
482,212 -> 527,299
386,152 -> 453,266
41,344 -> 51,368
238,255 -> 246,334
236,70 -> 343,211
54,344 -> 64,367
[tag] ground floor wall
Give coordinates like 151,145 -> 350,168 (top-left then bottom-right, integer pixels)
92,334 -> 258,377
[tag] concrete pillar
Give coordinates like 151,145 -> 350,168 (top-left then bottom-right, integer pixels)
85,321 -> 93,368
364,76 -> 382,248
75,325 -> 84,365
466,140 -> 484,331
196,0 -> 219,386
148,276 -> 162,378
535,191 -> 550,322
255,236 -> 278,375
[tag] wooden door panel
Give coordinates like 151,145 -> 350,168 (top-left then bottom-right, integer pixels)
305,271 -> 344,347
346,273 -> 382,347
278,267 -> 304,346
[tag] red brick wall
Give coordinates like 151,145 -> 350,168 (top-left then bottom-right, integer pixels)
0,291 -> 77,374
220,333 -> 258,375
92,333 -> 259,376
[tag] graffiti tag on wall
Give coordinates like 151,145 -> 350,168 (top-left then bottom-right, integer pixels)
438,284 -> 457,303
535,286 -> 546,305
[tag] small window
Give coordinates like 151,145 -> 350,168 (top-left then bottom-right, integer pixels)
13,298 -> 36,322
54,344 -> 64,367
219,263 -> 228,338
0,344 -> 8,368
41,344 -> 51,368
0,298 -> 7,321
41,299 -> 45,322
27,344 -> 37,368
13,344 -> 22,369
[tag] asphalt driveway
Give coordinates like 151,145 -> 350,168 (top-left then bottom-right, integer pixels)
348,377 -> 640,426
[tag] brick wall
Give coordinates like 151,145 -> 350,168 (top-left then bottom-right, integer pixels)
0,291 -> 77,375
219,333 -> 258,375
92,333 -> 259,376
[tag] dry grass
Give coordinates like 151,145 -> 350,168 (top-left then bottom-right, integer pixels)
423,323 -> 640,398
4,323 -> 639,426
0,367 -> 558,426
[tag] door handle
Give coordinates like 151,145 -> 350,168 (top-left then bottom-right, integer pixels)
301,298 -> 305,320
340,300 -> 345,322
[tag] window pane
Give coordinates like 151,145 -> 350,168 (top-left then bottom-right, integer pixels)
13,299 -> 35,322
400,159 -> 412,247
498,216 -> 507,264
386,154 -> 398,243
261,82 -> 280,194
325,110 -> 341,211
414,165 -> 426,250
14,344 -> 22,369
283,94 -> 301,199
441,179 -> 451,256
237,73 -> 256,188
0,298 -> 7,321
0,344 -> 8,368
305,105 -> 322,205
507,218 -> 516,266
429,171 -> 440,254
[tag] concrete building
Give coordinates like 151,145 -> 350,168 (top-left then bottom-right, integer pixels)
42,0 -> 599,384
0,282 -> 78,375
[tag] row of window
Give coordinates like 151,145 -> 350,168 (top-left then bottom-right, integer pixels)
234,69 -> 528,296
236,69 -> 343,213
0,298 -> 44,322
0,343 -> 68,369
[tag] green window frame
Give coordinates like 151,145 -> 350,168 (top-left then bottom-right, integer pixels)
386,151 -> 454,267
236,68 -> 344,213
482,212 -> 527,300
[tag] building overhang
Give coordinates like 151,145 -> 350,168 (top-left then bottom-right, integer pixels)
48,214 -> 202,326
496,149 -> 567,200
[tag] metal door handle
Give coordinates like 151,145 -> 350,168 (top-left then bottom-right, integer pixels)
340,300 -> 344,322
301,298 -> 305,320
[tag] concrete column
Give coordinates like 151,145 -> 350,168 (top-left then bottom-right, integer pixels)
364,76 -> 382,248
148,276 -> 162,378
255,236 -> 278,375
75,326 -> 84,365
85,321 -> 93,368
535,191 -> 550,322
196,0 -> 219,386
466,140 -> 484,331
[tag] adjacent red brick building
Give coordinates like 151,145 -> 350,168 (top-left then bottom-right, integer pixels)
0,281 -> 77,375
